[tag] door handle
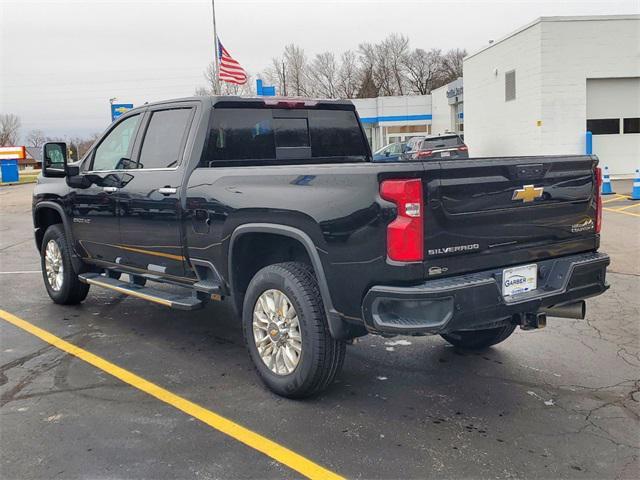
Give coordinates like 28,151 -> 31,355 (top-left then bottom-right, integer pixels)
158,187 -> 177,195
103,186 -> 119,193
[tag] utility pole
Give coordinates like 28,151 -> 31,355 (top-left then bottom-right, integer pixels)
211,0 -> 220,94
282,61 -> 287,96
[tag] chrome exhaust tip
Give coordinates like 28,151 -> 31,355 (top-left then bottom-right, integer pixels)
541,301 -> 586,320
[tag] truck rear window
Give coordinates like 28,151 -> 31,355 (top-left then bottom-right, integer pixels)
201,108 -> 369,166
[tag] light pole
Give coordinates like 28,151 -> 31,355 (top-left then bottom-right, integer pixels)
109,97 -> 117,122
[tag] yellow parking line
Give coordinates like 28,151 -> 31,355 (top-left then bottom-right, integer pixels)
0,309 -> 344,480
613,202 -> 640,212
603,207 -> 640,218
602,194 -> 630,204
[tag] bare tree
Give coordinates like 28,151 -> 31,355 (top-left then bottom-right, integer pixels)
356,42 -> 379,98
403,48 -> 442,95
0,113 -> 21,146
359,34 -> 410,97
263,57 -> 287,96
441,48 -> 466,84
76,133 -> 100,159
335,50 -> 360,99
203,62 -> 222,95
308,52 -> 338,98
283,44 -> 309,96
262,45 -> 309,97
383,34 -> 410,95
25,129 -> 46,148
370,41 -> 395,96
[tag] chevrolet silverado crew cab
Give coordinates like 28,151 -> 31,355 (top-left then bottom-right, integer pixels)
34,96 -> 609,398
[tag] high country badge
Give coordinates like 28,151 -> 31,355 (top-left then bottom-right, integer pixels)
571,217 -> 595,233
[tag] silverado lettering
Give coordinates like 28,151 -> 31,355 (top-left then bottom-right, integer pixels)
428,244 -> 480,255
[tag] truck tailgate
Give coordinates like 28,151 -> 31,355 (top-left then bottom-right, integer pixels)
423,155 -> 599,277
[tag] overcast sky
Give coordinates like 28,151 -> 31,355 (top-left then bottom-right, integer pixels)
1,0 -> 638,140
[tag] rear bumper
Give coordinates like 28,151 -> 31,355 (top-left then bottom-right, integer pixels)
361,251 -> 609,335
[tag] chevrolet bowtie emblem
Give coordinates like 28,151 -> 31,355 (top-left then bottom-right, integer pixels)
512,184 -> 544,203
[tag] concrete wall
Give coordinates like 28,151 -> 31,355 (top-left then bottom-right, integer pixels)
539,17 -> 640,166
463,15 -> 640,175
430,84 -> 451,135
352,95 -> 432,126
463,22 -> 543,157
352,97 -> 378,122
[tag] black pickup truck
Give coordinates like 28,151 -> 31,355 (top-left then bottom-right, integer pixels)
34,96 -> 609,398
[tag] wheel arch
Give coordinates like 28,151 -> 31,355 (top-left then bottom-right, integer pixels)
33,202 -> 83,273
228,223 -> 351,339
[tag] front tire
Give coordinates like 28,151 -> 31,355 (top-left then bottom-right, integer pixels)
40,224 -> 90,305
242,262 -> 345,398
441,324 -> 516,350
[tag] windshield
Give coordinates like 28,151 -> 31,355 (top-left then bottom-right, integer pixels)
421,136 -> 462,150
374,145 -> 389,155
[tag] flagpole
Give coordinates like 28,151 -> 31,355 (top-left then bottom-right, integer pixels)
211,0 -> 220,94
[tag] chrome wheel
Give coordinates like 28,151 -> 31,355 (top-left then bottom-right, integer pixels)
252,289 -> 302,376
45,239 -> 64,291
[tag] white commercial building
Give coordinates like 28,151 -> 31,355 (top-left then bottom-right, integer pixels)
431,77 -> 464,136
352,85 -> 463,152
352,95 -> 433,151
463,15 -> 640,176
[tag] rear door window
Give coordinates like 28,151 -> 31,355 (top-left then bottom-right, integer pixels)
138,108 -> 193,169
207,109 -> 275,162
202,108 -> 368,166
308,110 -> 368,158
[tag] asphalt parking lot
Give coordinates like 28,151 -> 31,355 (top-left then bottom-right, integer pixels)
1,181 -> 638,479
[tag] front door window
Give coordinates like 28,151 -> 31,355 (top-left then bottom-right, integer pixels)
91,114 -> 141,171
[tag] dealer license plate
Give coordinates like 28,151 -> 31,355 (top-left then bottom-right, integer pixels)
440,151 -> 450,157
502,264 -> 537,297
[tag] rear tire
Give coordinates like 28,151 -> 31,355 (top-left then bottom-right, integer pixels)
242,262 -> 346,398
40,224 -> 90,305
441,324 -> 516,350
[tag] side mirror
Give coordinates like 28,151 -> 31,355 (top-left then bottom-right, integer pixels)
385,151 -> 390,157
42,142 -> 67,178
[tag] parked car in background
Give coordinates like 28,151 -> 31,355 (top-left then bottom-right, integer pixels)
405,133 -> 468,160
372,142 -> 406,162
404,136 -> 425,155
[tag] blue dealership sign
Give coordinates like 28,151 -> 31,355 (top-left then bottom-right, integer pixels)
256,79 -> 276,97
111,103 -> 134,121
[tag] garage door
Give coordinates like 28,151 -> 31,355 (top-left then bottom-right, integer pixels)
587,77 -> 640,176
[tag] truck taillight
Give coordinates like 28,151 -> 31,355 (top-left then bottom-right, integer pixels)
380,179 -> 424,262
415,150 -> 433,159
595,167 -> 603,234
458,146 -> 468,152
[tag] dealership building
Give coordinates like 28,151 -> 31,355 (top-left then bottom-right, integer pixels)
353,14 -> 639,176
352,95 -> 432,149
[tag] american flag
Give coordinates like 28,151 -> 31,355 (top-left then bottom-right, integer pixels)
218,38 -> 247,85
